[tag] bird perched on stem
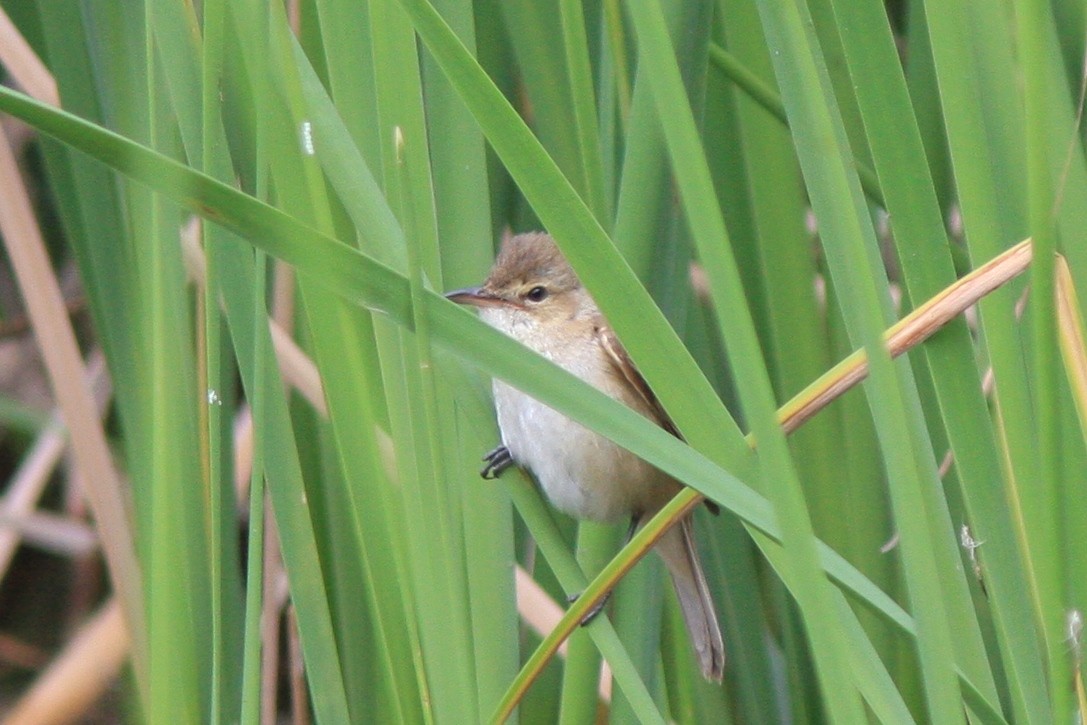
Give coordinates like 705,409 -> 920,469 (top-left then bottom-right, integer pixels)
446,231 -> 725,682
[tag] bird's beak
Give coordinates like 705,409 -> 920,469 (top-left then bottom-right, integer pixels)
444,286 -> 509,308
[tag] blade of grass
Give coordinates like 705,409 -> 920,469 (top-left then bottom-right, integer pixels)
415,1 -> 522,713
923,3 -> 1044,676
198,0 -> 244,721
754,0 -> 973,720
219,5 -> 354,720
557,0 -> 608,223
142,131 -> 204,725
368,1 -> 484,717
624,0 -> 867,719
713,12 -> 892,687
499,0 -> 588,220
703,16 -> 825,715
1019,2 -> 1072,720
280,30 -> 429,719
213,233 -> 354,724
829,0 -> 1044,718
239,252 -> 269,725
707,40 -> 886,208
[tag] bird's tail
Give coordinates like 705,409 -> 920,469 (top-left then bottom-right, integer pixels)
655,516 -> 725,682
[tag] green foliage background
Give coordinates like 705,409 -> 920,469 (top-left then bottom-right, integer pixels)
0,0 -> 1085,722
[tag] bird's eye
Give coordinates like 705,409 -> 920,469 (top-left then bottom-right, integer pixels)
525,286 -> 548,302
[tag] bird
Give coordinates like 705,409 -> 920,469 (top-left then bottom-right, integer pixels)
445,231 -> 725,681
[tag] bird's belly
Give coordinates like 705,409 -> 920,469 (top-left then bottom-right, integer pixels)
493,382 -> 663,523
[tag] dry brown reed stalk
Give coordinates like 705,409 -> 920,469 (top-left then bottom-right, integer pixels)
0,8 -> 58,107
0,355 -> 106,580
778,239 -> 1032,433
4,598 -> 128,725
0,105 -> 147,697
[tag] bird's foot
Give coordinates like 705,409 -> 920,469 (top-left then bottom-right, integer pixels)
481,445 -> 514,479
568,589 -> 613,626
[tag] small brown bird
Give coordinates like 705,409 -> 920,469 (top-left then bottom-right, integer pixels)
446,231 -> 725,681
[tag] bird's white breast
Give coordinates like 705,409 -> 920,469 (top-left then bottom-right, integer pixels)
482,306 -> 665,522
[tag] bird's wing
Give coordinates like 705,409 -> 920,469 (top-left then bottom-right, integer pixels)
596,323 -> 721,515
595,322 -> 682,440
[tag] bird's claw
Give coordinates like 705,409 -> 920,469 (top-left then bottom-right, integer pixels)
481,445 -> 514,479
568,590 -> 612,626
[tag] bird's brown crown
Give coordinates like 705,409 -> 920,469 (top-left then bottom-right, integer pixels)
485,232 -> 582,295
